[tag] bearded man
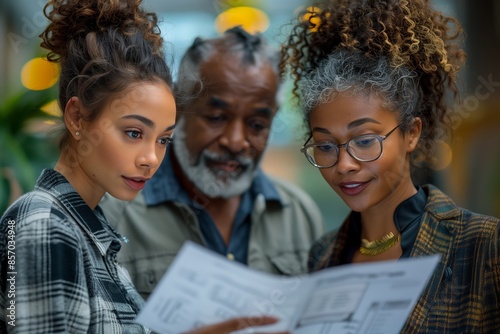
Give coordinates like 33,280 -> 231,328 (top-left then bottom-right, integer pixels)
100,27 -> 324,299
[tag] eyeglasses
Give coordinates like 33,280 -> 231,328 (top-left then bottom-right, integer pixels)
300,123 -> 401,168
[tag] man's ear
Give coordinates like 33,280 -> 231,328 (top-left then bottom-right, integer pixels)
407,117 -> 422,153
64,97 -> 83,140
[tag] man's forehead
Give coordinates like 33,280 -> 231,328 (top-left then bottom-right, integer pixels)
199,57 -> 278,90
200,48 -> 276,73
206,95 -> 274,114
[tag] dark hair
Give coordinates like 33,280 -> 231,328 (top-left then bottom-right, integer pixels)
281,0 -> 467,165
40,0 -> 173,147
174,26 -> 282,111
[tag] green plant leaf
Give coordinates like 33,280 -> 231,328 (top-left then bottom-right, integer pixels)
0,89 -> 58,135
0,87 -> 59,213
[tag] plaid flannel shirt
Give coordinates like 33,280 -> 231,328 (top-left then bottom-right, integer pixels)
309,184 -> 500,333
0,169 -> 148,333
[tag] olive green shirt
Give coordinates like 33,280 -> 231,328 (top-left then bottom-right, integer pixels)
101,177 -> 324,300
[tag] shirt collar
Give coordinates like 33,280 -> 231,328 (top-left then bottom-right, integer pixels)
394,186 -> 427,232
394,185 -> 427,257
35,169 -> 121,256
143,147 -> 282,206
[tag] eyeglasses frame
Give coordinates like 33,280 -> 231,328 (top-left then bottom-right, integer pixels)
300,123 -> 402,168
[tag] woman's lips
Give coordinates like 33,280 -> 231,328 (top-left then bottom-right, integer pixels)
339,181 -> 369,196
123,177 -> 148,190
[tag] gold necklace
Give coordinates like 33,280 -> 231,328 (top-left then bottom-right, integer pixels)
359,232 -> 401,256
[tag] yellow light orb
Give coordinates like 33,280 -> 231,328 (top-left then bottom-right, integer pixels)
41,99 -> 62,117
301,6 -> 329,32
21,57 -> 59,91
215,6 -> 270,34
430,141 -> 453,170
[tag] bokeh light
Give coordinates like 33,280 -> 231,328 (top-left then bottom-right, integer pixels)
301,6 -> 328,32
21,57 -> 59,91
41,99 -> 62,117
215,6 -> 270,34
430,141 -> 453,170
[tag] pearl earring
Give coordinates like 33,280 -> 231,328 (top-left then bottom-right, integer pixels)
75,131 -> 80,136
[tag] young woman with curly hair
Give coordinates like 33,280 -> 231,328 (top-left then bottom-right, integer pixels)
281,0 -> 500,332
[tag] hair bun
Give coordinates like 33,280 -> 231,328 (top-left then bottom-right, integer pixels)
40,0 -> 162,60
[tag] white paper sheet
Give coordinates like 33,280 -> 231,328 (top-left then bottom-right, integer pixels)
135,241 -> 440,334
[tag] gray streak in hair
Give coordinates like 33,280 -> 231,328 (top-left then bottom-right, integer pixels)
300,50 -> 421,133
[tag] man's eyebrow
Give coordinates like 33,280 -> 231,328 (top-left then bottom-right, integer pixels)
254,107 -> 272,118
208,97 -> 273,117
208,97 -> 228,108
347,117 -> 381,129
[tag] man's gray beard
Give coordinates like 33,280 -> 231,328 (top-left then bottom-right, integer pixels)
172,119 -> 260,199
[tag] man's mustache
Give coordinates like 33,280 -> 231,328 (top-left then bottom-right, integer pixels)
202,150 -> 253,167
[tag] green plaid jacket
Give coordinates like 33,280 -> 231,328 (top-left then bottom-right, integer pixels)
309,184 -> 500,333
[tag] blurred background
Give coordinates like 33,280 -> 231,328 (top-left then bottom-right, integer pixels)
0,0 -> 499,231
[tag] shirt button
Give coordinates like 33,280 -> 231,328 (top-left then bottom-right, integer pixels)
227,253 -> 235,261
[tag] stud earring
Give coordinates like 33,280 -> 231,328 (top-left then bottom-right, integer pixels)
75,131 -> 80,136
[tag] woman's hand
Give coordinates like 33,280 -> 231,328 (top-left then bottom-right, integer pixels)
184,316 -> 290,334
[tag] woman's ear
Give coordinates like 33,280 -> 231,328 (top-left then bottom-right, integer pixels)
407,117 -> 422,153
64,97 -> 83,140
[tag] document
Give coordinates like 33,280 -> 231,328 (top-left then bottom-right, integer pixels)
135,241 -> 440,334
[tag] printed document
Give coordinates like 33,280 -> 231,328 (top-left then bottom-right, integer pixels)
135,241 -> 440,334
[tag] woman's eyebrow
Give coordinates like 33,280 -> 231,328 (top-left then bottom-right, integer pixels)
121,114 -> 155,128
121,114 -> 175,132
165,123 -> 176,131
347,117 -> 381,129
311,127 -> 331,134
